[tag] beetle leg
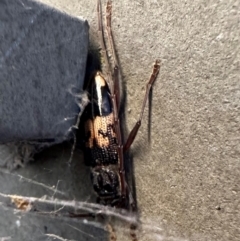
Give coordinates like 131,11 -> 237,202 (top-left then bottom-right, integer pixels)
103,0 -> 127,203
124,60 -> 161,152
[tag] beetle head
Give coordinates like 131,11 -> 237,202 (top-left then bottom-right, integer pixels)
91,167 -> 120,200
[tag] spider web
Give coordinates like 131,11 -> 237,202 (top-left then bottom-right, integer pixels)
0,143 -> 187,241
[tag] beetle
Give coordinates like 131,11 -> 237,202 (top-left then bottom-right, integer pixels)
81,0 -> 161,210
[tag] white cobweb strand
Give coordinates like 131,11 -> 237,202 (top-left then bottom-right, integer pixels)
67,90 -> 89,164
0,190 -> 187,241
0,142 -> 37,169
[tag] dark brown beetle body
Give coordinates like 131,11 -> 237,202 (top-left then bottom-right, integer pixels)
82,71 -> 122,206
81,0 -> 160,209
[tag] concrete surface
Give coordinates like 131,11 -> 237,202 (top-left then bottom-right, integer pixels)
0,0 -> 239,241
0,144 -> 108,241
0,0 -> 88,144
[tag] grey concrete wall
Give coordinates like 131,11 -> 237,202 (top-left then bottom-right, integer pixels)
0,0 -> 88,145
0,0 -> 239,241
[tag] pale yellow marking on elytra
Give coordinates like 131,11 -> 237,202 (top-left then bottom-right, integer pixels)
95,72 -> 106,116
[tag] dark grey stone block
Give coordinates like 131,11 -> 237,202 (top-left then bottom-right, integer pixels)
0,0 -> 89,144
0,144 -> 108,241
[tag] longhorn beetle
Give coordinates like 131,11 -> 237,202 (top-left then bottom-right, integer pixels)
81,0 -> 160,210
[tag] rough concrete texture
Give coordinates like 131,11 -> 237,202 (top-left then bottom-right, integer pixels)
0,0 -> 88,143
0,0 -> 239,241
0,144 -> 108,241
